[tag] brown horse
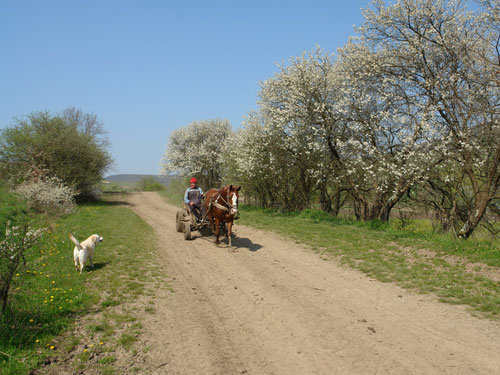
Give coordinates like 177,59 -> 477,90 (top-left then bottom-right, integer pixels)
203,184 -> 241,247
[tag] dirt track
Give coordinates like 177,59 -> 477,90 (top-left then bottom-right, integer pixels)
126,192 -> 500,374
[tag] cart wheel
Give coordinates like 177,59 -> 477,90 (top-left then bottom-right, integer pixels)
183,222 -> 191,240
176,210 -> 184,232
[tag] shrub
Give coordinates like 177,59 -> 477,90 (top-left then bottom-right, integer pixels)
101,182 -> 127,193
0,109 -> 113,198
0,183 -> 29,235
14,174 -> 76,214
0,222 -> 45,313
135,177 -> 166,192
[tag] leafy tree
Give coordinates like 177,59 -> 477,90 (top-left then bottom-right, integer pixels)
0,109 -> 113,198
62,107 -> 110,149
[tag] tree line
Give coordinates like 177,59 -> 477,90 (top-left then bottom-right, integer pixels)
162,0 -> 500,240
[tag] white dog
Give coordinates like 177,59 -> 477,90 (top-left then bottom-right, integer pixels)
69,233 -> 103,274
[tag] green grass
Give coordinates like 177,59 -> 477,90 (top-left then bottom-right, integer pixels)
0,193 -> 163,374
144,306 -> 156,314
238,205 -> 500,318
0,183 -> 30,235
134,177 -> 166,192
101,178 -> 168,194
100,182 -> 129,193
98,355 -> 117,365
157,179 -> 185,206
117,333 -> 137,350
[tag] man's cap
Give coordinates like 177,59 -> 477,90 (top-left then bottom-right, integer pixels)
190,177 -> 197,183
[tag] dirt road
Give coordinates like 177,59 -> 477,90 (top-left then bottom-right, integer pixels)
126,192 -> 500,374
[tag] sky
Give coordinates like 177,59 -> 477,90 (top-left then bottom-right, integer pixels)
0,0 -> 368,175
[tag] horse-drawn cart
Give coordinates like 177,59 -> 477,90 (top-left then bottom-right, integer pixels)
175,185 -> 241,246
175,203 -> 211,240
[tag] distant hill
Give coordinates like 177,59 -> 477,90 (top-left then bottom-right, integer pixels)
104,174 -> 172,185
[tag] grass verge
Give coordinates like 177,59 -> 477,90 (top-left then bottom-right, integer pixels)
0,193 -> 166,374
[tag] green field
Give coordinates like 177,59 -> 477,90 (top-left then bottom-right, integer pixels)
0,192 -> 164,375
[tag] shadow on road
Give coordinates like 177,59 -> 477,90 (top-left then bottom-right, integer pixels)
99,192 -> 135,206
231,236 -> 263,252
190,227 -> 263,251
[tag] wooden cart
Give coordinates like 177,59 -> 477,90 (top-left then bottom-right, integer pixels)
175,203 -> 212,240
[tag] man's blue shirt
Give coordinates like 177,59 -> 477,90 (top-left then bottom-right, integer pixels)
184,187 -> 203,205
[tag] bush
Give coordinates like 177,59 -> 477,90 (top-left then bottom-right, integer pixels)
369,219 -> 389,231
0,184 -> 29,236
0,222 -> 45,313
0,109 -> 113,198
101,182 -> 128,193
298,208 -> 342,224
135,177 -> 166,192
157,176 -> 187,205
14,174 -> 76,214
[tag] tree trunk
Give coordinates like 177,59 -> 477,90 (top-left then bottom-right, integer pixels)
332,188 -> 341,217
378,205 -> 392,222
1,274 -> 12,314
367,202 -> 384,221
457,192 -> 491,239
319,183 -> 333,214
377,191 -> 406,222
440,200 -> 457,234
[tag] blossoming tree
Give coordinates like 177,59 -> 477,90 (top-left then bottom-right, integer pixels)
358,0 -> 500,236
160,119 -> 233,189
242,48 -> 345,211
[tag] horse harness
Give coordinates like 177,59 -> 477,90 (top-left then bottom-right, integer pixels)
210,190 -> 237,214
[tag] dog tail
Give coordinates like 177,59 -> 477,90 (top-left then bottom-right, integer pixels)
68,233 -> 82,249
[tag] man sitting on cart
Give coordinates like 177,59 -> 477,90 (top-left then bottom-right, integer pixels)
184,177 -> 204,222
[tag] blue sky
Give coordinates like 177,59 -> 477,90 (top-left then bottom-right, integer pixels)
1,0 -> 367,175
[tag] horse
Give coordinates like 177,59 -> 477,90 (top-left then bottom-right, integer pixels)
203,184 -> 241,247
